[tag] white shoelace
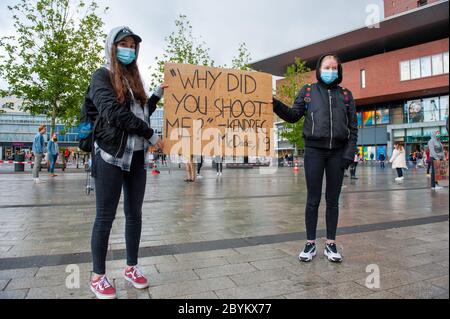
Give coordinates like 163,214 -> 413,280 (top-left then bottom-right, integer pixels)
97,276 -> 111,289
130,266 -> 144,279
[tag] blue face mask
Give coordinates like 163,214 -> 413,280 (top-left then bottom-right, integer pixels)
320,70 -> 339,84
117,47 -> 136,65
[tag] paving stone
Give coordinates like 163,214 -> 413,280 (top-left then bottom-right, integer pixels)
0,289 -> 28,299
149,277 -> 236,299
388,281 -> 448,299
155,258 -> 229,273
194,263 -> 257,279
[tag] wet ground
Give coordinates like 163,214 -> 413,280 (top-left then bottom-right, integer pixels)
0,163 -> 448,299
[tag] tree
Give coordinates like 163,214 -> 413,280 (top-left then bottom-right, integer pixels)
277,58 -> 311,155
231,42 -> 252,71
0,0 -> 108,133
149,14 -> 215,93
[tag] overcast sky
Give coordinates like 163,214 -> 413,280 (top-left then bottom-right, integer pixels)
0,0 -> 384,90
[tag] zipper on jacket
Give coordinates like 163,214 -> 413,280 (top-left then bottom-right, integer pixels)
115,132 -> 125,158
311,112 -> 315,136
346,113 -> 350,139
328,90 -> 333,149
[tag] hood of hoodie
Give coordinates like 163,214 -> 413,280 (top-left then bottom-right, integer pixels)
431,130 -> 441,142
105,26 -> 140,70
315,53 -> 343,88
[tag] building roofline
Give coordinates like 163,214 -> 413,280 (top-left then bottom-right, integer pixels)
251,0 -> 449,76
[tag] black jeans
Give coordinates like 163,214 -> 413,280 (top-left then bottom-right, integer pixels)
304,146 -> 345,241
197,161 -> 203,175
91,151 -> 146,275
430,157 -> 439,188
217,163 -> 223,173
396,168 -> 403,178
350,162 -> 358,177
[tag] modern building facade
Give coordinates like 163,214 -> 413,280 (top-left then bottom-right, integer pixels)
0,97 -> 80,160
253,0 -> 449,159
0,96 -> 166,160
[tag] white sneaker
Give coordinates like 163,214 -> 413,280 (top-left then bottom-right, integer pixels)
34,178 -> 46,184
219,172 -> 223,176
432,186 -> 443,190
217,172 -> 220,176
324,243 -> 343,263
298,242 -> 317,262
197,175 -> 203,179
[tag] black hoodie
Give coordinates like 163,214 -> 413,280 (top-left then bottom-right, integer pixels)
273,53 -> 358,161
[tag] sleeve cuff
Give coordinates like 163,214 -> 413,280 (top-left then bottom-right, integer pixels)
153,86 -> 164,98
149,133 -> 159,145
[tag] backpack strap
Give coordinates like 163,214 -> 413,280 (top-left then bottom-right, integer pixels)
342,87 -> 351,107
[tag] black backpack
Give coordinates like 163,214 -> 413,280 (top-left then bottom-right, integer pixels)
78,86 -> 99,153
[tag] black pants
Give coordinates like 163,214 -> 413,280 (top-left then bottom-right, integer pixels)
350,162 -> 358,177
197,161 -> 203,175
396,168 -> 403,178
304,146 -> 345,241
91,151 -> 146,275
430,157 -> 439,188
217,163 -> 223,173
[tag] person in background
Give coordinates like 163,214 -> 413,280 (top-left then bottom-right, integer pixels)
47,133 -> 59,177
428,131 -> 445,191
350,152 -> 359,179
185,155 -> 196,183
32,125 -> 47,184
196,155 -> 204,179
426,147 -> 431,176
215,155 -> 224,177
378,152 -> 386,169
390,143 -> 408,183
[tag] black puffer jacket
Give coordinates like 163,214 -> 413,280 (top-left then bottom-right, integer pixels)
87,67 -> 160,158
273,54 -> 358,161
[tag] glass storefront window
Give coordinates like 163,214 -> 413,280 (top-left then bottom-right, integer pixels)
391,106 -> 404,124
405,100 -> 424,123
440,96 -> 449,122
423,127 -> 440,137
423,98 -> 440,122
357,113 -> 363,128
394,129 -> 405,138
363,111 -> 375,126
376,109 -> 390,125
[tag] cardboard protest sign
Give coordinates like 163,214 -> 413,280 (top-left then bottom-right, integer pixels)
163,63 -> 273,158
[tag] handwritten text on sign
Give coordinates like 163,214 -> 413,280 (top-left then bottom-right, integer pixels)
163,63 -> 274,158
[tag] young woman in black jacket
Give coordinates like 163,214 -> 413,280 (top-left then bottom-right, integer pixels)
272,54 -> 358,263
88,26 -> 166,299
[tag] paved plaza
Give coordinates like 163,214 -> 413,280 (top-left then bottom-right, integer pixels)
0,164 -> 448,299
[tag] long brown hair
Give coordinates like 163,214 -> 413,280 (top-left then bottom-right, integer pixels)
109,43 -> 147,106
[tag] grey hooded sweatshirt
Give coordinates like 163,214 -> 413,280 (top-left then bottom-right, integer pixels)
428,131 -> 445,160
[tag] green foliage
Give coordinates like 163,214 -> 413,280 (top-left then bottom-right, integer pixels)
149,15 -> 254,97
231,42 -> 252,71
278,58 -> 310,152
149,14 -> 215,92
0,0 -> 108,133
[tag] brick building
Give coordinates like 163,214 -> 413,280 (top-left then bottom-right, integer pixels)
252,0 -> 449,160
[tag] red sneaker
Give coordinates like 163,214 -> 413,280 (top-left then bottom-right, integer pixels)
90,276 -> 117,299
124,266 -> 149,289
